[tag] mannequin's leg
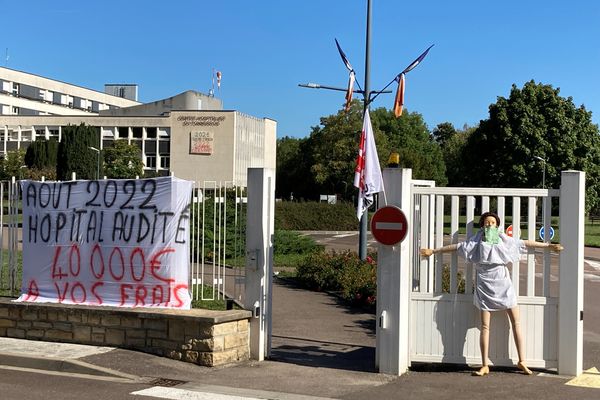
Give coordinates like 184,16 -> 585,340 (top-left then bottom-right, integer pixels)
507,306 -> 532,375
473,310 -> 490,376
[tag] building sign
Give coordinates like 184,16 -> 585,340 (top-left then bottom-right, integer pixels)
177,115 -> 225,127
190,131 -> 214,155
17,177 -> 193,309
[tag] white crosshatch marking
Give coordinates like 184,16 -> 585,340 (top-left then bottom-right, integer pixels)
375,222 -> 403,230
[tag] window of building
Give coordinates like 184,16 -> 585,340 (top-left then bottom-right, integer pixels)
118,126 -> 129,139
48,128 -> 59,138
160,156 -> 170,169
53,92 -> 63,105
145,141 -> 157,153
132,127 -> 143,138
145,154 -> 156,169
146,127 -> 157,138
158,140 -> 170,153
7,127 -> 18,141
35,128 -> 46,139
158,127 -> 170,138
102,127 -> 116,138
12,106 -> 19,115
12,83 -> 19,96
21,129 -> 33,141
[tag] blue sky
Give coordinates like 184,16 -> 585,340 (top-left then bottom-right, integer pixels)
3,1 -> 599,138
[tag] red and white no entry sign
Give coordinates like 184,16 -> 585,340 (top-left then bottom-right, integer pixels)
370,205 -> 409,246
506,224 -> 513,237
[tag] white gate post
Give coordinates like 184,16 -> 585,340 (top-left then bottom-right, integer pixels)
558,170 -> 585,376
245,168 -> 275,360
376,168 -> 412,375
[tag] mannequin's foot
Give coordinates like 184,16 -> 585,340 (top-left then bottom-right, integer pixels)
517,361 -> 532,375
472,365 -> 489,376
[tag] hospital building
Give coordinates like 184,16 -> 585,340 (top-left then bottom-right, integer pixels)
0,66 -> 276,185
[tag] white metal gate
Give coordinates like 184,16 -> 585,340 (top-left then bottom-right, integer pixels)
376,168 -> 584,376
411,185 -> 560,368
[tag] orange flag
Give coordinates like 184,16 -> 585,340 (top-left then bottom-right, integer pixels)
393,73 -> 405,117
345,71 -> 355,111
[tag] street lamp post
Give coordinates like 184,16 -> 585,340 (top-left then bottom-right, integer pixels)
533,156 -> 546,189
18,165 -> 27,180
298,0 -> 374,260
89,146 -> 100,180
533,155 -> 548,234
358,0 -> 373,260
299,0 -> 431,259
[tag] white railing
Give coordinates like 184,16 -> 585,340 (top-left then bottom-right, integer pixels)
189,181 -> 247,305
0,178 -> 22,296
412,186 -> 560,297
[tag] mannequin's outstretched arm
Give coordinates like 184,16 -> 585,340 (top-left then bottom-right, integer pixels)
522,240 -> 563,252
420,243 -> 459,257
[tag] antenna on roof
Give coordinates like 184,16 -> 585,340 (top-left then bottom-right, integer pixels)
209,67 -> 215,97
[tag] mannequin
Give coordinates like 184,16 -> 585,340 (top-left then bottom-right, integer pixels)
420,212 -> 563,376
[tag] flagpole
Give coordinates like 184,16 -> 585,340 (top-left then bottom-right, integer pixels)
359,0 -> 372,261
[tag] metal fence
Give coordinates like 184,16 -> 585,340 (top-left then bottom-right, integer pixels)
189,181 -> 247,305
0,178 -> 22,296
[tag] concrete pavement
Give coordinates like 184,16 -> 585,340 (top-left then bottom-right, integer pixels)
2,275 -> 600,399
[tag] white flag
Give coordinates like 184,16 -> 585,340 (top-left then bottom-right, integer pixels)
354,109 -> 384,220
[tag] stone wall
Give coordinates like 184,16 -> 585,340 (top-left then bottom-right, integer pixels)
0,297 -> 252,367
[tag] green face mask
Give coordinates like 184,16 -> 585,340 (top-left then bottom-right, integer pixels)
484,226 -> 500,244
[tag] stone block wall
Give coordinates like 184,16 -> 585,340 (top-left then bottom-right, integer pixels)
0,297 -> 252,367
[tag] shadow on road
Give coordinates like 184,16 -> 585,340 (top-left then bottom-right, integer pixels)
270,335 -> 376,372
271,277 -> 376,373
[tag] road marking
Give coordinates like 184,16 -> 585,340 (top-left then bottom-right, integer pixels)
332,233 -> 357,238
584,273 -> 600,282
565,367 -> 600,388
131,385 -> 337,400
0,365 -> 134,383
131,387 -> 256,400
585,259 -> 600,271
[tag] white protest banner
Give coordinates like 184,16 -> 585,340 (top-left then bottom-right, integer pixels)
17,176 -> 193,309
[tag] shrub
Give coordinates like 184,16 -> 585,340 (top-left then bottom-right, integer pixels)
275,201 -> 359,231
296,250 -> 377,306
273,230 -> 323,255
441,265 -> 466,294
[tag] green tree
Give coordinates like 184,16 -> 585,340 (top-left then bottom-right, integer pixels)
276,136 -> 314,200
304,100 -> 366,199
282,100 -> 447,200
371,107 -> 447,186
432,122 -> 457,146
462,80 -> 600,212
56,124 -> 101,180
0,148 -> 27,180
24,138 -> 58,170
439,124 -> 476,186
103,140 -> 144,179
